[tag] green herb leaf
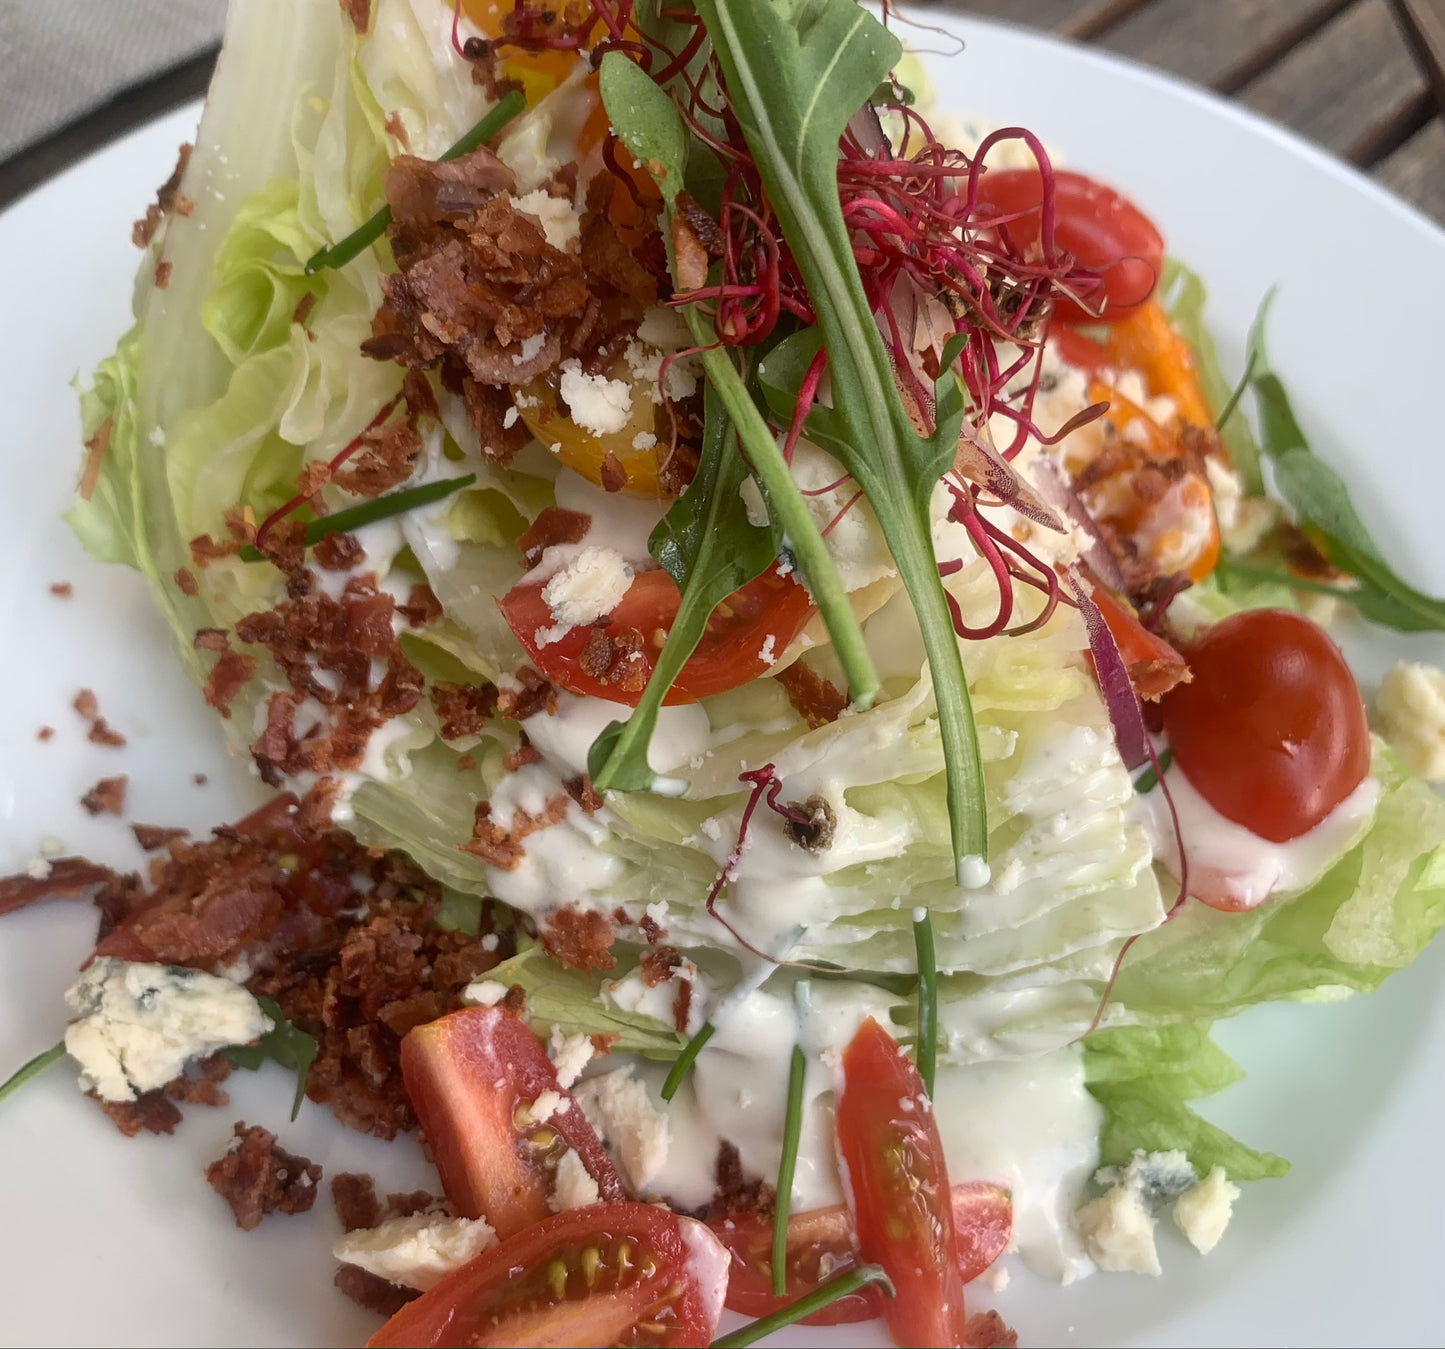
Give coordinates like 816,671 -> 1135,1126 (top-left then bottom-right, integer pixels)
696,0 -> 987,869
224,997 -> 317,1121
911,911 -> 938,1096
597,55 -> 687,205
304,90 -> 524,274
1246,296 -> 1445,632
709,1265 -> 894,1348
0,1041 -> 66,1105
661,1020 -> 716,1101
772,1043 -> 807,1297
238,474 -> 475,562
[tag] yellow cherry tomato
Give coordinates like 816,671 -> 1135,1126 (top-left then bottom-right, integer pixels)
459,0 -> 586,100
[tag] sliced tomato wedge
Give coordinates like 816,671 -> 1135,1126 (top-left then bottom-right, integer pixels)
369,1202 -> 729,1349
1089,585 -> 1189,701
498,566 -> 814,705
835,1017 -> 967,1348
710,1182 -> 1012,1325
400,1007 -> 623,1238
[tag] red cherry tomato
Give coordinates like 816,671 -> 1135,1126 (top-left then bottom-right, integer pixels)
972,168 -> 1164,323
1161,609 -> 1371,843
710,1183 -> 1012,1326
835,1017 -> 967,1348
400,1007 -> 623,1238
369,1202 -> 729,1349
498,566 -> 814,705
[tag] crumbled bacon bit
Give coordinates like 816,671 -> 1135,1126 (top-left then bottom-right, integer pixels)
430,680 -> 498,740
193,628 -> 229,652
73,689 -> 98,720
362,147 -> 660,455
206,1123 -> 321,1231
332,1172 -> 382,1232
332,419 -> 424,498
517,506 -> 591,568
339,0 -> 371,34
590,1032 -> 619,1056
88,718 -> 126,747
673,977 -> 693,1033
36,726 -> 54,742
671,212 -> 711,292
78,416 -> 112,502
154,260 -> 173,289
0,857 -> 117,917
292,291 -> 318,328
132,143 -> 192,248
49,581 -> 73,598
99,1090 -> 182,1137
711,1139 -> 774,1221
461,794 -> 570,869
775,661 -> 847,728
598,452 -> 629,493
496,666 -> 557,720
638,911 -> 665,945
383,110 -> 410,150
577,626 -> 648,693
397,582 -> 443,627
81,776 -> 128,817
173,567 -> 199,597
503,734 -> 541,772
202,649 -> 257,719
564,774 -> 602,815
133,824 -> 188,852
501,983 -> 527,1016
639,946 -> 683,987
456,754 -> 476,772
334,1265 -> 418,1318
539,905 -> 616,973
314,531 -> 365,572
964,1310 -> 1019,1348
783,794 -> 836,854
164,1056 -> 232,1108
194,773 -> 208,786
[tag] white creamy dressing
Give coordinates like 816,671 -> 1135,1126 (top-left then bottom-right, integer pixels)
1135,763 -> 1380,909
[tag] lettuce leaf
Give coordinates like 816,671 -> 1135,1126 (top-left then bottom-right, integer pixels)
1082,1023 -> 1289,1181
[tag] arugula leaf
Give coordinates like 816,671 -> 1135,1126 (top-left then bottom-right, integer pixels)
595,50 -> 881,788
224,996 -> 317,1121
1246,296 -> 1445,632
590,385 -> 778,792
691,0 -> 987,869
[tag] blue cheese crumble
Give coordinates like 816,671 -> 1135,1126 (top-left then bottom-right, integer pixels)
63,957 -> 272,1101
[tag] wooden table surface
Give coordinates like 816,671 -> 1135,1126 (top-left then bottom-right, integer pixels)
1,1 -> 1443,230
927,0 -> 1445,226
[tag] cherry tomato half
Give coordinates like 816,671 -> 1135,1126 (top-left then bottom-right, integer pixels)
835,1017 -> 967,1348
711,1183 -> 1012,1326
498,566 -> 815,705
972,168 -> 1164,323
400,1007 -> 623,1238
1161,609 -> 1371,843
369,1202 -> 729,1349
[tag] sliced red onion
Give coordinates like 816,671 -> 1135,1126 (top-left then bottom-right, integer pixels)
1067,567 -> 1149,769
1033,459 -> 1129,594
846,101 -> 892,161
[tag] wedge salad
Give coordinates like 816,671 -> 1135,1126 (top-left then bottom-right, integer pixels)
8,0 -> 1445,1345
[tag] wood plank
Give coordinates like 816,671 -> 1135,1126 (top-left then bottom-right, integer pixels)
1099,0 -> 1359,92
1239,0 -> 1432,162
1391,0 -> 1445,110
1372,116 -> 1445,222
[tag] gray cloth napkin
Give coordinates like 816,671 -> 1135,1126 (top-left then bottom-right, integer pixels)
0,0 -> 226,162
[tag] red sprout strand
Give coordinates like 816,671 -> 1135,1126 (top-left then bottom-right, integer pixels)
252,393 -> 403,552
782,347 -> 828,466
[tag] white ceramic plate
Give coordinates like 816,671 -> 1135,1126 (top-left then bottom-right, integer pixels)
2,15 -> 1443,1348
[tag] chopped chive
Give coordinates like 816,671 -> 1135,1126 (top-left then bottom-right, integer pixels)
0,1041 -> 65,1104
710,1265 -> 893,1348
661,1020 -> 715,1101
1214,346 -> 1259,433
912,911 -> 938,1097
1133,747 -> 1174,795
303,90 -> 525,274
771,1044 -> 807,1298
238,474 -> 475,562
